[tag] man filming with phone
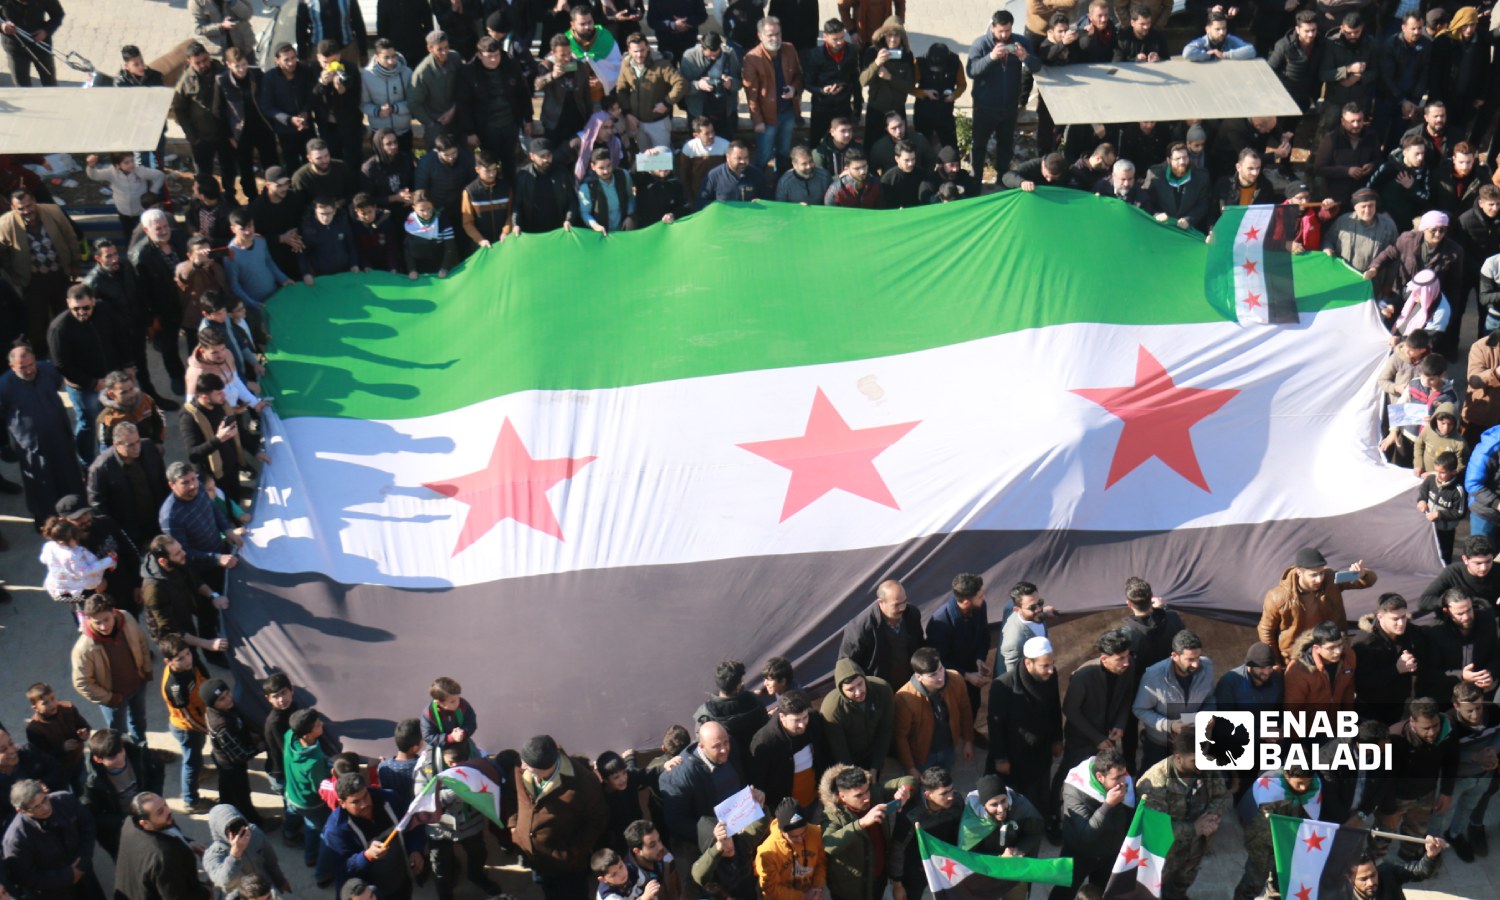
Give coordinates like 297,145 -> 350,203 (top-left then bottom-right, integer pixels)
1257,547 -> 1376,667
966,10 -> 1039,183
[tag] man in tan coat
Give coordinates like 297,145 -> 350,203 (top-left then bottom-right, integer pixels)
510,734 -> 608,898
0,189 -> 80,356
616,32 -> 687,152
1466,330 -> 1500,443
70,594 -> 153,744
1257,547 -> 1376,666
891,647 -> 974,778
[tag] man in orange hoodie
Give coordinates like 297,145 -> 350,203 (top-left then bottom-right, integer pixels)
1284,621 -> 1358,715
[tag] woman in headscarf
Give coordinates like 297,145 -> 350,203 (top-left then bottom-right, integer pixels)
360,126 -> 415,215
1431,7 -> 1488,137
572,111 -> 625,183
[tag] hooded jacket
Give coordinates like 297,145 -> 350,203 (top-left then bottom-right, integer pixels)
1257,564 -> 1376,665
283,729 -> 331,810
361,54 -> 415,133
819,659 -> 895,771
203,804 -> 286,892
818,764 -> 900,900
859,18 -> 916,117
1415,402 -> 1465,475
753,818 -> 827,900
694,691 -> 770,753
1282,631 -> 1358,714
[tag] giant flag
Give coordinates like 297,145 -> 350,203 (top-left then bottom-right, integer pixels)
229,191 -> 1440,752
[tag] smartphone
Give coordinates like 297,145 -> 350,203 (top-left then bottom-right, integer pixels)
1333,570 -> 1360,585
885,798 -> 902,816
887,49 -> 903,59
563,60 -> 578,72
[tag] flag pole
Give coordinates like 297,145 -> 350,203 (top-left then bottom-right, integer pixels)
1369,829 -> 1429,846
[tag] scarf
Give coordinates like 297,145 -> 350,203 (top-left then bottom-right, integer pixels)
574,112 -> 623,181
1396,272 -> 1442,335
1440,6 -> 1478,39
85,611 -> 122,644
404,211 -> 452,242
1061,757 -> 1137,807
568,26 -> 621,92
1250,771 -> 1322,819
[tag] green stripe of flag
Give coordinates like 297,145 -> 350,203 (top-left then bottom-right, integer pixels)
263,192 -> 1368,422
1135,802 -> 1176,853
917,825 -> 1073,887
1270,811 -> 1303,893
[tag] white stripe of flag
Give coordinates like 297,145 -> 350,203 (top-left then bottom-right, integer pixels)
1287,819 -> 1340,900
1110,833 -> 1168,896
1232,206 -> 1275,327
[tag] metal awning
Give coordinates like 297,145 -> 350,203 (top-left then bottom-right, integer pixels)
0,87 -> 174,154
1034,59 -> 1301,125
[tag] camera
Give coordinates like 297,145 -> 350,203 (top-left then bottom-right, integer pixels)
994,820 -> 1021,849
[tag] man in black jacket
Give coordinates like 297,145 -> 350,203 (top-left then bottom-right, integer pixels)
114,793 -> 211,900
1419,590 -> 1498,704
453,36 -> 534,183
47,284 -> 132,465
81,728 -> 163,859
747,690 -> 828,814
81,240 -> 170,409
129,211 -> 191,397
692,660 -> 768,752
1061,630 -> 1133,770
1343,836 -> 1446,899
802,21 -> 860,146
1049,749 -> 1133,899
262,43 -> 319,170
1313,102 -> 1381,206
0,0 -> 64,86
987,636 -> 1063,840
1,780 -> 105,900
1353,594 -> 1431,725
1210,147 -> 1277,226
1147,142 -> 1211,231
1418,535 -> 1500,612
513,140 -> 578,233
1378,698 -> 1458,860
87,422 -> 169,549
839,579 -> 927,688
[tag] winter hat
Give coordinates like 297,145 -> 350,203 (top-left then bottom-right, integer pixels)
775,797 -> 804,831
1245,643 -> 1276,667
199,678 -> 232,705
1351,188 -> 1378,205
1284,181 -> 1309,200
975,774 -> 1005,802
263,166 -> 289,185
937,145 -> 960,164
1418,210 -> 1450,230
1185,125 -> 1208,143
1293,548 -> 1327,569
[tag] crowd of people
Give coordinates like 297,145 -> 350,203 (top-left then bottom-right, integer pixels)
4,0 -> 1500,899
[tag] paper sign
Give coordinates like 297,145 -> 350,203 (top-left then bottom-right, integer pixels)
713,785 -> 764,836
636,150 -> 675,172
792,744 -> 814,772
1388,403 -> 1428,428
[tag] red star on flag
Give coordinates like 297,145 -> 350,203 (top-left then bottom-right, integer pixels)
1070,346 -> 1240,491
423,418 -> 596,555
1242,259 -> 1259,275
1302,831 -> 1327,852
937,858 -> 958,879
1243,226 -> 1261,241
1294,884 -> 1312,900
738,388 -> 921,522
1243,292 -> 1262,310
1256,777 -> 1271,789
1121,846 -> 1141,865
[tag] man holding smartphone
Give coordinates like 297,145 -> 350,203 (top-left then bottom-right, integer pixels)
966,10 -> 1040,182
1256,547 -> 1376,667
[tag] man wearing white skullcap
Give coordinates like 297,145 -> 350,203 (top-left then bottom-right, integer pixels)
987,630 -> 1064,843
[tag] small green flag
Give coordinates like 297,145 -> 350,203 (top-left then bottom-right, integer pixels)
918,826 -> 1073,898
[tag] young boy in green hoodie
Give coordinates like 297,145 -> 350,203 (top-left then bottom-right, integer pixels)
285,708 -> 335,885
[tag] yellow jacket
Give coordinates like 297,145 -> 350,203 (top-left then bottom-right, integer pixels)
754,819 -> 826,900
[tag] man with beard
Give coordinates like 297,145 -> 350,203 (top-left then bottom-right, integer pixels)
0,343 -> 83,530
926,573 -> 991,719
128,209 -> 190,396
0,190 -> 80,358
81,240 -> 173,410
1061,630 -> 1133,772
246,168 -> 306,275
1354,594 -> 1430,724
48,284 -> 132,465
988,637 -> 1062,841
1050,750 -> 1133,900
1148,142 -> 1211,231
1258,547 -> 1375,667
660,721 -> 762,884
1134,630 -> 1215,770
1314,103 -> 1382,207
1137,730 -> 1229,899
291,140 -> 360,210
159,462 -> 242,598
55,494 -> 141,617
1341,836 -> 1446,899
1378,698 -> 1458,860
513,140 -> 578,234
926,146 -> 980,201
114,793 -> 211,900
179,373 -> 260,509
87,421 -> 168,550
1420,590 -> 1498,702
840,579 -> 927,688
141,535 -> 229,667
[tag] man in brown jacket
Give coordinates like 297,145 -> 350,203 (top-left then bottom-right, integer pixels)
511,734 -> 608,900
891,647 -> 974,778
69,594 -> 153,744
0,189 -> 81,356
741,16 -> 803,174
617,33 -> 686,152
1257,547 -> 1376,667
1283,621 -> 1358,715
